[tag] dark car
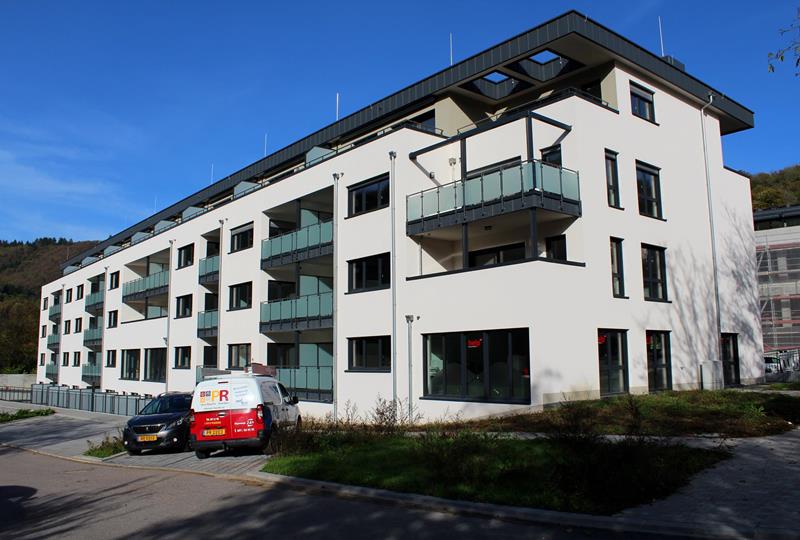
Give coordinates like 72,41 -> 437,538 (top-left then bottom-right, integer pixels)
122,392 -> 193,455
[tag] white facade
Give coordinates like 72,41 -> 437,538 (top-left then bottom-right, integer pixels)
36,14 -> 762,420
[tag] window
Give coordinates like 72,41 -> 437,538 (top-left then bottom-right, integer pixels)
636,162 -> 662,219
51,323 -> 58,334
109,271 -> 119,290
646,331 -> 671,391
267,343 -> 298,368
177,243 -> 194,268
545,235 -> 567,261
230,223 -> 254,252
76,285 -> 84,300
144,348 -> 167,382
41,325 -> 46,338
228,343 -> 251,370
62,352 -> 69,366
74,318 -> 83,333
106,350 -> 117,368
176,294 -> 193,318
73,351 -> 81,367
630,82 -> 655,122
541,145 -> 562,167
468,242 -> 526,268
348,174 -> 390,217
108,310 -> 118,328
65,289 -> 72,303
721,334 -> 741,387
268,280 -> 295,301
43,297 -> 48,310
605,150 -> 621,208
598,329 -> 628,396
610,238 -> 626,298
121,349 -> 140,380
40,353 -> 45,366
424,328 -> 530,403
174,346 -> 191,369
641,245 -> 668,301
348,336 -> 391,371
203,346 -> 217,368
64,320 -> 71,335
349,253 -> 390,292
228,282 -> 252,310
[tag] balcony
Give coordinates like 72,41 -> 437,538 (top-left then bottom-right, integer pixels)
83,327 -> 103,349
261,220 -> 333,269
81,362 -> 101,387
45,363 -> 58,384
122,270 -> 169,302
198,256 -> 219,285
48,303 -> 61,321
274,365 -> 333,403
197,310 -> 218,339
260,292 -> 333,332
406,158 -> 581,235
85,290 -> 104,313
46,334 -> 60,351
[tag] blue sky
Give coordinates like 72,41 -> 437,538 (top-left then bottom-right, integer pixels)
0,1 -> 797,241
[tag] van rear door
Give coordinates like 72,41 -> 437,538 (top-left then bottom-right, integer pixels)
192,380 -> 233,441
227,379 -> 261,440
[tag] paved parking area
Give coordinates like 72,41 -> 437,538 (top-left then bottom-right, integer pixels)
107,448 -> 267,475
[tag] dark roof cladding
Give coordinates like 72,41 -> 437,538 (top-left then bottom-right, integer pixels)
62,10 -> 754,269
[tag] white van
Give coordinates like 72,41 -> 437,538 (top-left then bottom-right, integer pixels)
189,374 -> 300,459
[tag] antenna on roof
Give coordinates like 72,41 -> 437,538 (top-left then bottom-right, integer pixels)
449,33 -> 453,66
336,92 -> 340,121
658,16 -> 665,57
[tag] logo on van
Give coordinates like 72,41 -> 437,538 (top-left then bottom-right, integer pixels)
198,389 -> 229,405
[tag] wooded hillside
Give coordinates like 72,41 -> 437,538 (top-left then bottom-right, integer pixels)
748,164 -> 800,210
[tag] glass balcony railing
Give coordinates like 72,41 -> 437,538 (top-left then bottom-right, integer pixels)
83,327 -> 103,343
197,310 -> 218,330
45,363 -> 58,382
85,290 -> 104,309
260,292 -> 333,324
122,270 -> 169,297
273,366 -> 333,403
46,334 -> 60,348
81,362 -> 101,379
198,255 -> 219,278
48,303 -> 61,319
406,158 -> 580,223
261,220 -> 333,260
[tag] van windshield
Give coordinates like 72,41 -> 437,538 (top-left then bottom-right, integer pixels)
139,395 -> 192,415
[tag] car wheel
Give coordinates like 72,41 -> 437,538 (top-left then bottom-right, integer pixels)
127,448 -> 142,456
195,449 -> 211,460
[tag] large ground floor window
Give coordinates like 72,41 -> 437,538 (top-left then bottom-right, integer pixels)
646,330 -> 672,392
121,349 -> 140,380
598,329 -> 628,396
423,328 -> 530,403
721,333 -> 740,386
144,348 -> 167,382
228,343 -> 251,370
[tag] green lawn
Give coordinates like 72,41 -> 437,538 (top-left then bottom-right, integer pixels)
768,382 -> 800,391
0,408 -> 54,423
263,432 -> 727,515
433,390 -> 800,437
85,433 -> 125,458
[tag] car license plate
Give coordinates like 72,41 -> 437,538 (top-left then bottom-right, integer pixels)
138,434 -> 158,442
203,428 -> 225,436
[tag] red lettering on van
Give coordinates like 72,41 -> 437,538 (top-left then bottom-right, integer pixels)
219,389 -> 229,401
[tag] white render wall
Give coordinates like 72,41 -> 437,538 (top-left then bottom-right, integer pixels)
36,64 -> 763,419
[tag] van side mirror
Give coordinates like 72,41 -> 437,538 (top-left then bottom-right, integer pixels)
291,396 -> 299,405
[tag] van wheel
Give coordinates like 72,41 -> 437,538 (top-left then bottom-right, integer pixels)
262,424 -> 279,455
295,416 -> 302,431
195,449 -> 210,460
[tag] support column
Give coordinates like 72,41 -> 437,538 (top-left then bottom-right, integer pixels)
530,207 -> 539,259
462,223 -> 469,269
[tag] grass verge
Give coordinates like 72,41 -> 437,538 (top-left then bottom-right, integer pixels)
0,408 -> 54,423
263,431 -> 728,515
85,432 -> 125,458
768,382 -> 800,391
432,390 -> 800,437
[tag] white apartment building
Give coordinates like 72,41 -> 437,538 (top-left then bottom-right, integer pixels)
36,11 -> 763,419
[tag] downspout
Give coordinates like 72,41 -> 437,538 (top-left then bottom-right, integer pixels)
389,151 -> 398,409
700,93 -> 723,389
217,219 -> 225,371
165,239 -> 175,392
332,172 -> 342,421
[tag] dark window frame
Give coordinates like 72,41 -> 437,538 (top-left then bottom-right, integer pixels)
174,346 -> 191,369
636,161 -> 663,219
646,330 -> 672,392
347,173 -> 390,218
630,82 -> 656,123
106,349 -> 117,368
468,242 -> 526,268
228,282 -> 252,311
605,150 -> 621,208
545,235 -> 567,261
348,252 -> 391,293
73,351 -> 81,367
540,144 -> 562,167
598,329 -> 629,396
177,243 -> 195,269
43,297 -> 48,310
64,320 -> 71,335
721,333 -> 741,386
74,317 -> 83,333
143,348 -> 167,382
610,237 -> 626,298
62,352 -> 69,367
40,353 -> 45,366
228,343 -> 251,370
175,294 -> 193,319
76,284 -> 84,300
121,349 -> 140,380
108,310 -> 118,328
348,336 -> 391,372
641,244 -> 668,302
65,289 -> 72,303
109,271 -> 120,290
230,223 -> 254,253
41,325 -> 46,338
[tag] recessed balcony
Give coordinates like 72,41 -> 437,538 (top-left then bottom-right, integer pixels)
48,303 -> 61,321
122,270 -> 169,302
81,362 -> 101,387
46,334 -> 60,351
197,310 -> 219,339
260,292 -> 333,332
83,327 -> 103,349
261,220 -> 333,269
45,363 -> 58,384
85,290 -> 104,313
198,255 -> 219,285
406,158 -> 581,236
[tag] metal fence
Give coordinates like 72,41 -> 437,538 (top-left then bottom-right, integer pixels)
0,386 -> 32,402
30,384 -> 151,416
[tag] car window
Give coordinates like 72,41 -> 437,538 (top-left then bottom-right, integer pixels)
139,395 -> 191,415
166,395 -> 192,412
277,383 -> 290,400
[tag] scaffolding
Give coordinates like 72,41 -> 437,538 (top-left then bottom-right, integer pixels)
756,227 -> 800,353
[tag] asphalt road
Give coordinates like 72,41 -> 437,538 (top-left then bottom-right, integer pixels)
0,445 -> 678,540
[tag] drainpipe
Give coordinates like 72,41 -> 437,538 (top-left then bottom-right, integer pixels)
165,239 -> 175,392
405,314 -> 417,421
217,219 -> 226,371
389,151 -> 398,410
700,93 -> 722,389
332,172 -> 342,421
101,265 -> 109,391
